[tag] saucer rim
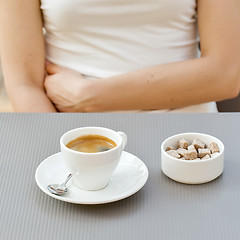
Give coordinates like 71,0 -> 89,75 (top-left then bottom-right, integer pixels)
35,151 -> 149,204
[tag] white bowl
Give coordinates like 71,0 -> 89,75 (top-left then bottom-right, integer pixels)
161,132 -> 224,184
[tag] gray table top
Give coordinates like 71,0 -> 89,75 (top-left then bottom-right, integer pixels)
1,113 -> 240,240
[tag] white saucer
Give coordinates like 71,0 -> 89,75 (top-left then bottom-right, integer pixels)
35,151 -> 148,204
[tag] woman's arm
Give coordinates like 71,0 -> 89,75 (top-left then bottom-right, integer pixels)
44,0 -> 240,112
0,0 -> 56,112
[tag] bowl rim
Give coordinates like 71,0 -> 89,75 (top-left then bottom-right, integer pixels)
161,132 -> 224,163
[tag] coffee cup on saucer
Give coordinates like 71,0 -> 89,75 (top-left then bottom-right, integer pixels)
60,127 -> 127,191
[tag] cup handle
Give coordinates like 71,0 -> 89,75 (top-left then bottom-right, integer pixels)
117,131 -> 127,150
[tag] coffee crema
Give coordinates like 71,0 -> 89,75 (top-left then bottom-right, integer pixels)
66,135 -> 117,153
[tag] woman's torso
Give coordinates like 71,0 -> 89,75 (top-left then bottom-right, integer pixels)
41,0 -> 217,112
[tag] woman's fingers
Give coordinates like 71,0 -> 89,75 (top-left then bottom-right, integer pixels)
45,61 -> 68,75
45,62 -> 59,75
45,61 -> 82,77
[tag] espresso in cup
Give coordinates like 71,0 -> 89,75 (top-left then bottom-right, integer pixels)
66,134 -> 117,153
61,127 -> 127,190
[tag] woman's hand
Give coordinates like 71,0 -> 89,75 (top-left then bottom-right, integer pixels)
44,63 -> 97,112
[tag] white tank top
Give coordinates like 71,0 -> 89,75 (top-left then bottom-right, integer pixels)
41,0 -> 217,112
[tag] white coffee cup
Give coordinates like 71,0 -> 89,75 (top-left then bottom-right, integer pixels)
60,127 -> 127,191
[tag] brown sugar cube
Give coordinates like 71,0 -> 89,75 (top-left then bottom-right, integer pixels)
178,139 -> 189,149
208,142 -> 220,153
188,145 -> 196,151
201,154 -> 211,160
166,150 -> 181,159
177,148 -> 188,157
198,148 -> 211,158
192,139 -> 205,150
166,146 -> 176,151
183,149 -> 198,160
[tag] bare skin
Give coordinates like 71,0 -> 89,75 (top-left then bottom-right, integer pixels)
1,0 -> 240,112
0,0 -> 56,112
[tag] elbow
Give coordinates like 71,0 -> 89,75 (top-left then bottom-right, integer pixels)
203,51 -> 240,100
217,60 -> 240,100
226,65 -> 240,99
230,84 -> 240,99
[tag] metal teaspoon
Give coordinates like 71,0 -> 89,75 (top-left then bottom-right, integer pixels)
47,173 -> 72,195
